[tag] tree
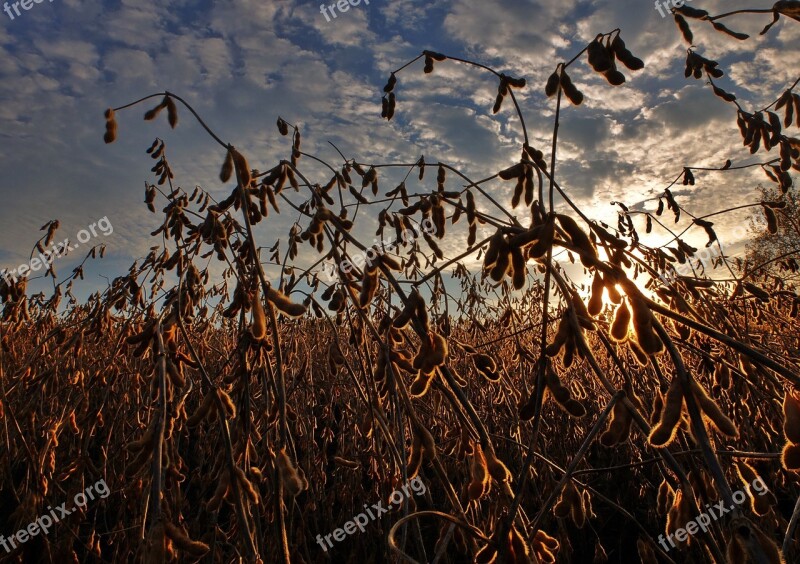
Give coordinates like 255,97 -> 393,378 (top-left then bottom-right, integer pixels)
744,181 -> 800,285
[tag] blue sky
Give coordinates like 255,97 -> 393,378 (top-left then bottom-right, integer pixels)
0,0 -> 797,299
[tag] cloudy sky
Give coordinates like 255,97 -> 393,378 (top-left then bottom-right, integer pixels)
0,0 -> 797,299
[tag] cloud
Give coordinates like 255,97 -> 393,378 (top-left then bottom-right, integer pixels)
0,0 -> 795,298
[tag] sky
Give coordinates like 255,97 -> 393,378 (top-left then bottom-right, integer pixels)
0,0 -> 797,301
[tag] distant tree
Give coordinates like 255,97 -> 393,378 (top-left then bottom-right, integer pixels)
744,181 -> 800,284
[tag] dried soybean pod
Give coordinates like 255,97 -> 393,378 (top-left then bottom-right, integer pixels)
277,448 -> 307,497
234,465 -> 260,504
545,70 -> 560,97
417,425 -> 437,460
508,525 -> 531,562
782,442 -> 800,471
187,392 -> 216,427
566,481 -> 586,527
407,434 -> 423,479
483,230 -> 504,271
359,267 -> 379,308
734,461 -> 775,516
511,247 -> 526,290
690,379 -> 738,438
636,539 -> 658,564
467,442 -> 491,501
528,215 -> 555,259
532,529 -> 559,563
649,379 -> 684,447
164,522 -> 210,557
489,247 -> 511,282
126,419 -> 156,452
557,214 -> 598,266
207,471 -> 230,511
587,271 -> 604,316
409,371 -> 435,397
553,482 -> 575,519
165,96 -> 178,128
473,353 -> 500,382
726,518 -> 783,564
545,316 -> 570,357
485,448 -> 513,483
166,360 -> 186,388
714,361 -> 732,390
230,148 -> 252,188
250,289 -> 267,340
266,285 -> 307,318
610,300 -> 631,342
783,389 -> 800,443
656,479 -> 674,516
600,399 -> 632,447
216,389 -> 237,418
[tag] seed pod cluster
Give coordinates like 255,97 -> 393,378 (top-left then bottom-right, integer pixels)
498,161 -> 536,209
684,50 -> 723,81
586,35 -> 626,85
509,214 -> 555,260
531,529 -> 560,563
781,388 -> 800,471
412,331 -> 448,376
626,291 -> 663,355
380,88 -> 397,121
490,73 -> 526,114
476,523 -> 532,564
543,364 -> 586,418
554,479 -> 589,528
482,230 -> 528,289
